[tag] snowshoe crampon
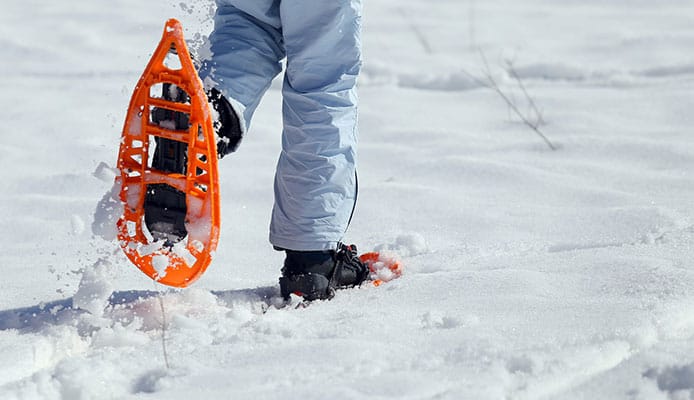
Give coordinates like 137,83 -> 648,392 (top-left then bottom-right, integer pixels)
116,19 -> 219,287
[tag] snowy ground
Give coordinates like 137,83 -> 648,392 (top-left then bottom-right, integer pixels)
2,0 -> 694,399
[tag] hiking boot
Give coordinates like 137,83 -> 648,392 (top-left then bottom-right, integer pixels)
279,244 -> 371,301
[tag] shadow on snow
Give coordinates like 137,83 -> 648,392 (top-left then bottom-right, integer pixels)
0,285 -> 280,333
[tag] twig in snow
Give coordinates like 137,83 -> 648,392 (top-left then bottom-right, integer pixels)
471,50 -> 557,151
506,60 -> 545,127
154,285 -> 171,369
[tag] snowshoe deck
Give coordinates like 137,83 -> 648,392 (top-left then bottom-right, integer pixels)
116,19 -> 220,287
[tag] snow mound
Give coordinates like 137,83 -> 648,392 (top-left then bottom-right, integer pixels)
374,232 -> 428,258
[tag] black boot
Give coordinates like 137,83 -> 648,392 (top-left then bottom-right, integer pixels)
279,244 -> 371,301
207,87 -> 243,158
145,85 -> 242,244
146,83 -> 190,244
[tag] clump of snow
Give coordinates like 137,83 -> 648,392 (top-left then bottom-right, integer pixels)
70,214 -> 85,235
172,240 -> 198,266
72,259 -> 114,316
136,240 -> 166,257
420,311 -> 464,330
186,195 -> 204,218
370,260 -> 395,282
366,252 -> 402,283
92,161 -> 118,183
92,180 -> 123,242
184,197 -> 214,244
124,184 -> 142,211
375,232 -> 428,257
151,254 -> 170,278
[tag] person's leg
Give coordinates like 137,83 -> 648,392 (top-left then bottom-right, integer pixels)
270,0 -> 363,252
198,0 -> 285,130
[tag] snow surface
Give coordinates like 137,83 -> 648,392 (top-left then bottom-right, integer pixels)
2,0 -> 694,399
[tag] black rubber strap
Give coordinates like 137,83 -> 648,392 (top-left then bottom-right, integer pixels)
327,243 -> 346,290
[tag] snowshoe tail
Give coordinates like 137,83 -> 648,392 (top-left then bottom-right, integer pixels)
116,19 -> 220,287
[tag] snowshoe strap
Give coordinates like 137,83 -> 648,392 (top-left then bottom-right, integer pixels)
328,243 -> 368,290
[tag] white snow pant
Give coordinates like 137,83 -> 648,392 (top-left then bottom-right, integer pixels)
199,0 -> 362,251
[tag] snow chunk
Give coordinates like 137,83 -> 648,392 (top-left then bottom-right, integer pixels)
372,261 -> 395,282
152,254 -> 170,278
92,161 -> 117,183
136,240 -> 165,257
375,232 -> 428,257
70,215 -> 85,235
92,180 -> 123,242
73,259 -> 114,316
420,311 -> 464,330
172,241 -> 198,267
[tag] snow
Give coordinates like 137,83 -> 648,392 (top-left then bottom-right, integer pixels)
151,254 -> 170,279
2,0 -> 694,399
72,258 -> 114,316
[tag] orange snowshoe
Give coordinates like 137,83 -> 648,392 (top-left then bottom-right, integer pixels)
116,19 -> 220,287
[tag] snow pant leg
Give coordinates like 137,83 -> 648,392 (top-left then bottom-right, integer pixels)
269,0 -> 363,251
198,0 -> 285,129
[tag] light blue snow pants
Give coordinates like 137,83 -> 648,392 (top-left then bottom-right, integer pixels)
199,0 -> 362,251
